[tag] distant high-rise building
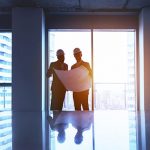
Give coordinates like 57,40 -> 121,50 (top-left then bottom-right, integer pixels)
0,33 -> 12,110
0,33 -> 12,83
0,33 -> 12,150
126,32 -> 136,111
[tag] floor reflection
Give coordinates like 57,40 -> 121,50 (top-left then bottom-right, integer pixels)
0,111 -> 12,150
0,110 -> 141,150
48,111 -> 94,150
94,111 -> 137,150
48,110 -> 137,150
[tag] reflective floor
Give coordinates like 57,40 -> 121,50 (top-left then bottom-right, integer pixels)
0,110 -> 150,150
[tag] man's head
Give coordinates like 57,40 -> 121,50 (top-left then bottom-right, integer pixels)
73,48 -> 82,62
56,49 -> 65,63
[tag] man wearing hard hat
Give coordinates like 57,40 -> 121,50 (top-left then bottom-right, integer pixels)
71,48 -> 92,110
47,49 -> 68,110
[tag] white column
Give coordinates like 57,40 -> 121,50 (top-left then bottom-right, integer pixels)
139,7 -> 150,111
12,8 -> 45,112
12,8 -> 46,150
139,7 -> 150,150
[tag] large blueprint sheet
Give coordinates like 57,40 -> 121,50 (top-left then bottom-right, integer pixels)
54,66 -> 92,92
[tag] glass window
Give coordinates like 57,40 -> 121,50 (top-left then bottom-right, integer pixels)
48,30 -> 92,110
93,30 -> 136,110
48,29 -> 136,111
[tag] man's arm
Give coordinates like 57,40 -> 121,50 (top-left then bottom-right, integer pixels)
46,63 -> 53,78
65,64 -> 68,71
71,64 -> 75,70
85,63 -> 93,78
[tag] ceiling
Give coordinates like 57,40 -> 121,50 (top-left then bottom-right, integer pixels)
0,0 -> 150,13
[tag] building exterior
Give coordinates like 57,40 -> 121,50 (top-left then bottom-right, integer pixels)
0,33 -> 12,150
0,33 -> 12,110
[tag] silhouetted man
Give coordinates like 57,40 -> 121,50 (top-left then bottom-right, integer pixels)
71,48 -> 92,110
47,49 -> 68,110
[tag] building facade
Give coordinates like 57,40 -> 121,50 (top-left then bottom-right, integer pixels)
0,33 -> 12,150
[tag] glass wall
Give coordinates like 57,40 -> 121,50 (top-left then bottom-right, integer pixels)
48,30 -> 92,110
93,30 -> 136,110
48,29 -> 136,111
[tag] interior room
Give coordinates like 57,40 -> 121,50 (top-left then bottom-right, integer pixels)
0,0 -> 150,150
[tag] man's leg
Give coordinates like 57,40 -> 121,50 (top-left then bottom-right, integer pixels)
57,91 -> 66,110
50,91 -> 65,110
73,93 -> 81,110
82,94 -> 89,110
50,92 -> 56,110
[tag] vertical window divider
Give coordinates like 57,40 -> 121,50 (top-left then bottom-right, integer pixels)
91,29 -> 94,111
